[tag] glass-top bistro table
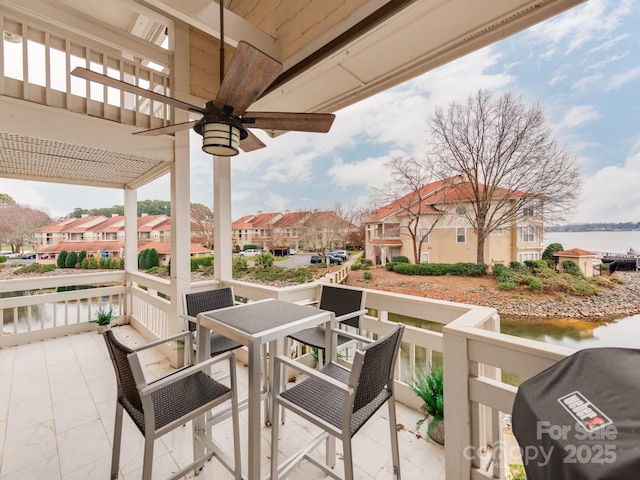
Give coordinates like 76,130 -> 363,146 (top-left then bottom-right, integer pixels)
196,298 -> 335,480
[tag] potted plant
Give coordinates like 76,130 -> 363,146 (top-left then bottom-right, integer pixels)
92,307 -> 116,333
410,364 -> 445,445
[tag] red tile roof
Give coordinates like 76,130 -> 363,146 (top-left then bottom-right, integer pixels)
38,241 -> 123,253
554,248 -> 597,257
138,242 -> 212,254
364,175 -> 532,223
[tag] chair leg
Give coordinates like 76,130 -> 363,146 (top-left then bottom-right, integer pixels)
326,433 -> 336,469
342,435 -> 354,480
111,403 -> 124,480
388,398 -> 401,479
142,435 -> 155,480
229,355 -> 243,480
270,364 -> 282,480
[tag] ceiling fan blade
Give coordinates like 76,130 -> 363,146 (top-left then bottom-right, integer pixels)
240,130 -> 267,152
214,41 -> 283,116
71,67 -> 206,114
132,120 -> 198,136
242,112 -> 335,133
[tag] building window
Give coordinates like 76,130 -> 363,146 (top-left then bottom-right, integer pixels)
420,228 -> 429,243
519,226 -> 537,242
456,227 -> 466,243
491,228 -> 503,235
518,252 -> 539,263
420,252 -> 429,264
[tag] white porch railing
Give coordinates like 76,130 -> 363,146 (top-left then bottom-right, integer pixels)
0,271 -> 125,348
0,11 -> 171,129
0,272 -> 576,479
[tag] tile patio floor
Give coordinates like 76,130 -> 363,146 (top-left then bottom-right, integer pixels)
0,326 -> 446,479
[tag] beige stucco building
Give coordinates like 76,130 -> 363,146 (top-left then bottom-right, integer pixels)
365,176 -> 543,266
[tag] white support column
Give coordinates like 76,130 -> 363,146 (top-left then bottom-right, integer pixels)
213,156 -> 232,281
169,18 -> 191,333
170,129 -> 191,333
124,187 -> 137,321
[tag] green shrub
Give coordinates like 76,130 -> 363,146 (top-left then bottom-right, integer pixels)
492,263 -> 507,276
350,263 -> 361,271
0,255 -> 6,263
543,242 -> 564,261
138,249 -> 149,269
190,255 -> 214,271
254,252 -> 274,269
13,263 -> 56,274
81,258 -> 89,269
509,261 -> 527,272
391,256 -> 409,263
57,250 -> 68,268
360,258 -> 373,266
243,244 -> 259,251
147,248 -> 159,268
232,256 -> 248,271
388,262 -> 487,277
65,251 -> 78,268
363,270 -> 373,280
497,280 -> 519,291
527,277 -> 543,291
561,260 -> 582,276
146,265 -> 169,276
524,260 -> 550,273
78,250 -> 87,264
384,262 -> 397,271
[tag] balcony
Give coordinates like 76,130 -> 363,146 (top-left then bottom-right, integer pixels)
0,271 -> 575,479
0,325 -> 444,479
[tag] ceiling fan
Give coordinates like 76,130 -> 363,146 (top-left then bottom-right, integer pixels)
71,2 -> 335,156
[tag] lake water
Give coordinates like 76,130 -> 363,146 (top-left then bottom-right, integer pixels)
395,230 -> 640,351
543,230 -> 640,254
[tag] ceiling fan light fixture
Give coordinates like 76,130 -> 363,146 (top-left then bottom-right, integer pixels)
201,121 -> 241,156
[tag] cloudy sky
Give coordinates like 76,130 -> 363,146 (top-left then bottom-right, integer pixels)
1,0 -> 638,224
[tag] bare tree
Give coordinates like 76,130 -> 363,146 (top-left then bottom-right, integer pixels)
190,203 -> 214,248
429,89 -> 581,264
0,204 -> 51,253
299,210 -> 352,260
371,157 -> 447,264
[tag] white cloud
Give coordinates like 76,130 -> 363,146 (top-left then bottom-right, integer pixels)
607,66 -> 640,90
571,74 -> 603,92
585,51 -> 630,71
557,105 -> 601,129
326,156 -> 391,190
527,0 -> 632,55
574,149 -> 640,223
589,33 -> 631,53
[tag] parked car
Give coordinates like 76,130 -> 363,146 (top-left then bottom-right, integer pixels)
325,253 -> 343,265
2,252 -> 21,258
288,249 -> 298,255
328,250 -> 348,261
310,254 -> 322,264
21,252 -> 37,259
238,249 -> 261,257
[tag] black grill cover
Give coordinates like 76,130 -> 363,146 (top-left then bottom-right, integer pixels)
512,348 -> 640,480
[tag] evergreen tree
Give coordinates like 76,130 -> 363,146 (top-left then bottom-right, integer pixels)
147,248 -> 159,268
65,251 -> 78,268
57,250 -> 68,268
139,249 -> 149,270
